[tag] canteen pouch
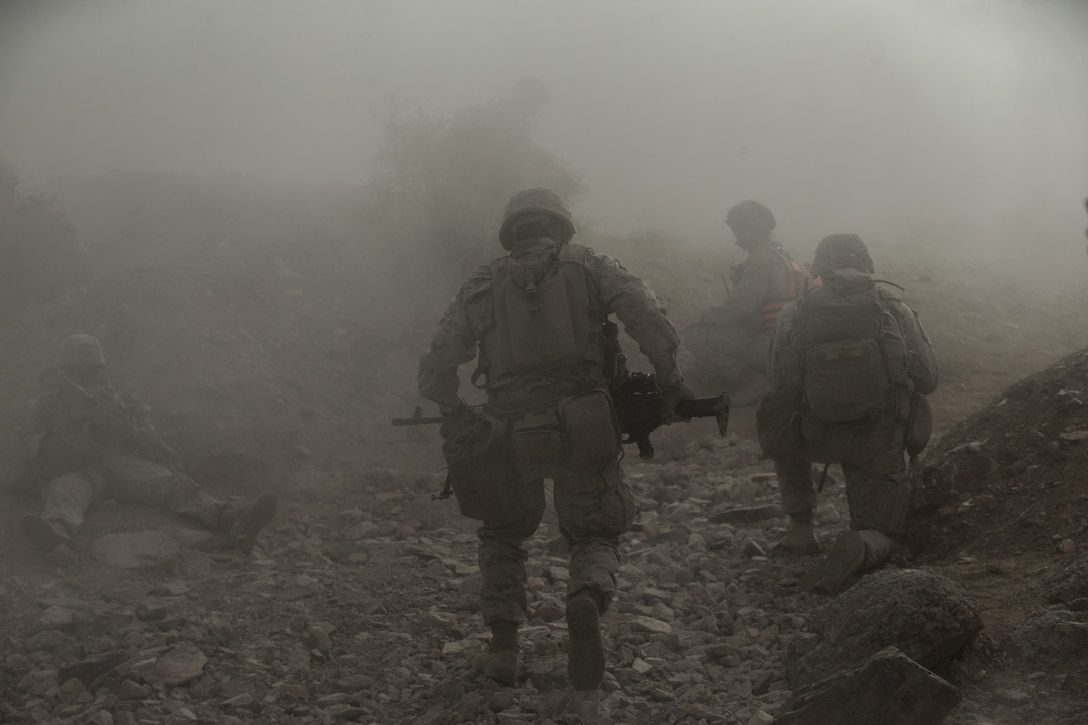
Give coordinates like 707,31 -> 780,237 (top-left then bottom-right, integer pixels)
442,412 -> 519,521
905,393 -> 932,457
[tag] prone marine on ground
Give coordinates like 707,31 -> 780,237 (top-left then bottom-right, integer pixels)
17,334 -> 277,560
684,200 -> 810,406
418,187 -> 693,691
757,233 -> 939,594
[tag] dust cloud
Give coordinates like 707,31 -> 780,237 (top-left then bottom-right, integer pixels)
1,0 -> 1085,277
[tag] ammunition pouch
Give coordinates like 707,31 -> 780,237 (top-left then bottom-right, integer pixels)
559,389 -> 620,474
506,387 -> 620,485
904,393 -> 932,457
441,412 -> 521,522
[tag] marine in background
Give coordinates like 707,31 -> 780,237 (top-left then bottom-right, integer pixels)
418,187 -> 692,691
0,157 -> 89,308
684,200 -> 810,406
18,334 -> 277,559
757,234 -> 939,594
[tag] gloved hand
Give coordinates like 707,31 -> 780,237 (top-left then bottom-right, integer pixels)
660,382 -> 695,425
439,399 -> 468,439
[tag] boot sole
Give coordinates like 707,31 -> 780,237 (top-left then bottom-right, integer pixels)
800,530 -> 867,594
566,597 -> 605,691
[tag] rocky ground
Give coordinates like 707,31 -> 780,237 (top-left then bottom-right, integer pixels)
1,174 -> 1087,724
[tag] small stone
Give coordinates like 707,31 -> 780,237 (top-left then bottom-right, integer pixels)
994,689 -> 1030,707
117,679 -> 149,700
628,616 -> 673,635
1059,539 -> 1077,554
743,538 -> 768,558
147,642 -> 207,687
305,626 -> 332,653
223,693 -> 254,707
34,605 -> 74,632
747,711 -> 775,725
315,692 -> 350,707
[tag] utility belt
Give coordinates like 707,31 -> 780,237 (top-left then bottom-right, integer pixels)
442,382 -> 621,521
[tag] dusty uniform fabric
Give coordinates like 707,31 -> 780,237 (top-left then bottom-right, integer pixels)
22,382 -> 231,536
768,279 -> 939,535
685,243 -> 795,381
420,238 -> 681,625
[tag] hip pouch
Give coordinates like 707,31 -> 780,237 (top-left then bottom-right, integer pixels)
904,393 -> 932,457
756,384 -> 805,459
800,406 -> 899,464
442,413 -> 520,521
559,389 -> 620,475
510,409 -> 566,480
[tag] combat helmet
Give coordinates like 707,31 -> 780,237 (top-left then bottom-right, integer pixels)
0,157 -> 19,195
57,334 -> 106,368
725,200 -> 776,233
498,187 -> 576,249
811,233 -> 875,278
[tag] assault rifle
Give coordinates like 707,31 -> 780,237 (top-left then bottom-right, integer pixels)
391,378 -> 729,461
42,366 -> 179,466
610,370 -> 729,459
603,319 -> 730,459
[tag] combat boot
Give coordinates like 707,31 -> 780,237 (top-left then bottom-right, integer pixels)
21,514 -> 75,552
566,591 -> 605,691
856,529 -> 894,568
228,493 -> 278,552
800,529 -> 867,595
473,620 -> 518,686
776,514 -> 822,555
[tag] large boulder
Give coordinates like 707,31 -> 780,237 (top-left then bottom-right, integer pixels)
775,646 -> 961,725
786,568 -> 982,688
1007,607 -> 1088,669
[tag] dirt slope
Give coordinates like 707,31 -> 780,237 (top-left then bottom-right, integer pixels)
1,174 -> 1087,724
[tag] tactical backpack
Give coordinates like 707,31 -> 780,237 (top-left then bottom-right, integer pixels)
761,273 -> 911,463
481,243 -> 604,379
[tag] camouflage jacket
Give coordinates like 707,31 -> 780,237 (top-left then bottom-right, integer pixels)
768,270 -> 940,396
701,243 -> 795,331
419,238 -> 683,408
19,376 -> 174,483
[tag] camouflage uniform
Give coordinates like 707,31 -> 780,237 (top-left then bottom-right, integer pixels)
420,242 -> 683,621
769,295 -> 939,531
686,242 -> 797,382
20,335 -> 276,552
765,235 -> 939,590
419,188 -> 687,689
22,382 -> 235,537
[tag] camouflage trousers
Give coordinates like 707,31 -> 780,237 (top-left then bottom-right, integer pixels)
775,418 -> 911,536
477,462 -> 635,626
681,322 -> 770,383
39,450 -> 232,535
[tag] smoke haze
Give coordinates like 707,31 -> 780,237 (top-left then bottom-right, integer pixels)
2,0 -> 1085,263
